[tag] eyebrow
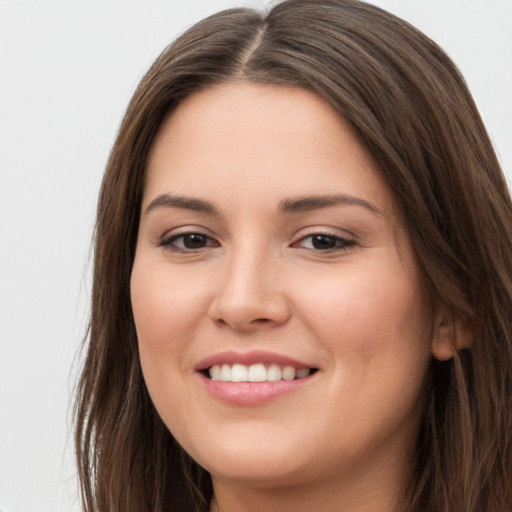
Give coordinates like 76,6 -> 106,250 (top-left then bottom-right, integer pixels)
144,192 -> 382,217
278,194 -> 382,216
145,194 -> 220,215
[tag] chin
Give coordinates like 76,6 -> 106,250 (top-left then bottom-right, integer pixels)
180,425 -> 319,486
202,454 -> 312,488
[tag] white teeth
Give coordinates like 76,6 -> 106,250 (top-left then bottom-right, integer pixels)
210,364 -> 221,380
296,368 -> 311,379
267,364 -> 282,381
282,366 -> 296,380
231,363 -> 248,382
248,363 -> 267,382
220,364 -> 231,381
207,363 -> 312,382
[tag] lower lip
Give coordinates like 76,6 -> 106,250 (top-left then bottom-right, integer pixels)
198,373 -> 315,405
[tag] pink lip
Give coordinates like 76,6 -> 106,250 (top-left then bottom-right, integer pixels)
197,372 -> 316,406
194,350 -> 318,406
194,350 -> 313,371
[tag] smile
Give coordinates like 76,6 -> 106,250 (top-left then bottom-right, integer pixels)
209,363 -> 312,382
195,351 -> 319,405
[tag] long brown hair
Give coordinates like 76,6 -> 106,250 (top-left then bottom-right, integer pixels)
75,1 -> 512,510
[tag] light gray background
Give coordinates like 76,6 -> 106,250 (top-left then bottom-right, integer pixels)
0,1 -> 510,511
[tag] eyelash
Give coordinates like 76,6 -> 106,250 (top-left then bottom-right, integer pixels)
158,231 -> 355,253
292,233 -> 356,252
158,232 -> 219,252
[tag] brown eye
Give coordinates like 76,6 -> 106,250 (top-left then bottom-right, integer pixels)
294,233 -> 355,252
159,232 -> 219,252
181,233 -> 209,249
310,234 -> 338,250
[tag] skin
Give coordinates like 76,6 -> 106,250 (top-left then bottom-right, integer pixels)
130,82 -> 449,512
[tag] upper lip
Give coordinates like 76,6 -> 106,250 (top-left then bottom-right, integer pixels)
194,350 -> 316,371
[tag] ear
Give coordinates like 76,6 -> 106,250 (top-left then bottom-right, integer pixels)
431,311 -> 475,361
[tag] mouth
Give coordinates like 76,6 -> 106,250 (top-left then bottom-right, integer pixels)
195,351 -> 319,403
205,363 -> 318,382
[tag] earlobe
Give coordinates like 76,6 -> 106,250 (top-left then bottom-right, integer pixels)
431,312 -> 475,361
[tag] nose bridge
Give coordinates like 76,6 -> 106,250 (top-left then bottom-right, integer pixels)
208,237 -> 289,329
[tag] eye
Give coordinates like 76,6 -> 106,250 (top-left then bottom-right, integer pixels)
293,233 -> 355,251
159,232 -> 219,251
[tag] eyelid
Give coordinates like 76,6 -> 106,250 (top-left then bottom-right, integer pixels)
157,227 -> 220,252
291,229 -> 357,251
155,225 -> 356,253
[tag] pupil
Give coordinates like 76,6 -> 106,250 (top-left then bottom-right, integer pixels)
312,235 -> 336,250
184,233 -> 206,249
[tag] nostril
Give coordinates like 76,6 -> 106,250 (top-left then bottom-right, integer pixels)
214,317 -> 271,328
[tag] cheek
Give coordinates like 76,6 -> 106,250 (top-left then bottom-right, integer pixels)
131,260 -> 204,343
130,259 -> 214,434
293,261 -> 433,441
130,259 -> 212,388
293,258 -> 433,361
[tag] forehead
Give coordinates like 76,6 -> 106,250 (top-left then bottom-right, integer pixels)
144,82 -> 394,217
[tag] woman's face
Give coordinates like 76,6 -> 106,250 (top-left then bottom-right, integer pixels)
131,83 -> 436,491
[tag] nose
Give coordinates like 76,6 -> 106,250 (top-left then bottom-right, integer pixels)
207,249 -> 291,331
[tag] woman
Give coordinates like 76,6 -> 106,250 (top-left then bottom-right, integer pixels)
74,0 -> 512,511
